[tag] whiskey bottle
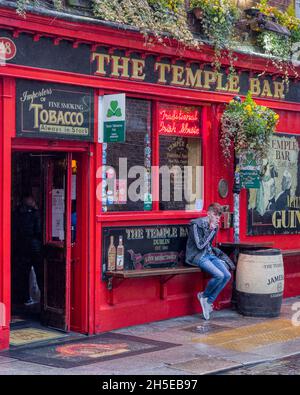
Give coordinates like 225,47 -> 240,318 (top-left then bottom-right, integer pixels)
116,236 -> 124,271
107,236 -> 116,271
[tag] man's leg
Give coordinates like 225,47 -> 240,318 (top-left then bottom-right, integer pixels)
204,255 -> 231,304
196,255 -> 228,304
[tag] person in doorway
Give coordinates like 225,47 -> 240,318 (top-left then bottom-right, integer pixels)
186,202 -> 235,320
13,195 -> 43,306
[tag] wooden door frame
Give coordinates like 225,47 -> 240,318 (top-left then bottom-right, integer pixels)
10,145 -> 90,334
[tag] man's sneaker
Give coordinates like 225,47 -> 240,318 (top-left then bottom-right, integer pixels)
197,292 -> 210,320
209,304 -> 214,313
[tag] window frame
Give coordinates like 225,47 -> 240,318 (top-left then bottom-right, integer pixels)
99,93 -> 205,217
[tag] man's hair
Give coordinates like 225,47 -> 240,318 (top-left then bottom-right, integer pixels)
207,202 -> 223,216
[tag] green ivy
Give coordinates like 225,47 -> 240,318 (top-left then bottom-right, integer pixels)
257,31 -> 291,61
221,92 -> 279,162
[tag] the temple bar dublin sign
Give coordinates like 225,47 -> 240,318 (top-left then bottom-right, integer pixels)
102,224 -> 189,278
16,80 -> 94,141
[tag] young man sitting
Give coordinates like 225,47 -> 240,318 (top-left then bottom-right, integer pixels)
186,202 -> 235,320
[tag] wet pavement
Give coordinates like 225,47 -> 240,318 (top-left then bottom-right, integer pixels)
0,296 -> 300,375
221,353 -> 300,375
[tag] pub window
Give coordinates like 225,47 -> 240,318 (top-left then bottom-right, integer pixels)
102,98 -> 152,212
158,103 -> 203,211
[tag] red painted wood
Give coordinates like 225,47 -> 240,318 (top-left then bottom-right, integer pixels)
0,78 -> 14,349
0,7 -> 300,346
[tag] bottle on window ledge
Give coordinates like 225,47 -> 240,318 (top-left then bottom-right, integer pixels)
107,235 -> 116,271
116,236 -> 124,271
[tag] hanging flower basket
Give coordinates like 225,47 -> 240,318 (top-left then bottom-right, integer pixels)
220,92 -> 279,163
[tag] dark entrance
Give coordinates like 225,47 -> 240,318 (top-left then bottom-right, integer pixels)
11,152 -> 73,332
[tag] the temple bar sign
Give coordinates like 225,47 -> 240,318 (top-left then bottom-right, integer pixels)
91,52 -> 287,100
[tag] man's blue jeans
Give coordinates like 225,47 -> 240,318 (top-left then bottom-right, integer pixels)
195,254 -> 231,304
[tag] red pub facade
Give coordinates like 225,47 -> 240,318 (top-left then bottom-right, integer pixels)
0,4 -> 300,351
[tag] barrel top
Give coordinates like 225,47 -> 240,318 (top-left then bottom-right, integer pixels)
239,248 -> 281,256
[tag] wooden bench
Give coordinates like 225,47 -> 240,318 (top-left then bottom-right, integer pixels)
104,266 -> 201,305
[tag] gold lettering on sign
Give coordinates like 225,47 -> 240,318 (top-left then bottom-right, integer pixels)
274,81 -> 285,99
111,56 -> 130,78
131,59 -> 145,81
261,80 -> 273,98
171,65 -> 185,86
185,68 -> 203,88
249,78 -> 261,96
155,63 -> 171,84
203,71 -> 217,89
216,73 -> 227,92
91,53 -> 110,76
90,52 -> 288,101
272,210 -> 300,228
228,75 -> 240,93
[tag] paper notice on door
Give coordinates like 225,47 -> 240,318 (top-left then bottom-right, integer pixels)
52,189 -> 65,213
52,212 -> 64,240
52,189 -> 65,239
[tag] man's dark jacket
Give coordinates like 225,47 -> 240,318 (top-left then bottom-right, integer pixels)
186,217 -> 235,271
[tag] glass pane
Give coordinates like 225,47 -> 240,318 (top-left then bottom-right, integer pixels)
102,98 -> 152,212
159,135 -> 203,211
158,103 -> 202,211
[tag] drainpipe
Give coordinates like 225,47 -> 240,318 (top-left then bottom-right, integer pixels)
232,95 -> 242,243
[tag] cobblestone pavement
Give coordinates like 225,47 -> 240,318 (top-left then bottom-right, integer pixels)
221,353 -> 300,375
0,296 -> 300,375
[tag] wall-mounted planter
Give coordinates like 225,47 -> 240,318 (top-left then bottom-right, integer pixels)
244,10 -> 291,36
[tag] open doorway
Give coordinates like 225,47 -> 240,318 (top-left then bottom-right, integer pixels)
11,151 -> 76,337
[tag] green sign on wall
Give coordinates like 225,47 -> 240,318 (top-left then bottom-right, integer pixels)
99,94 -> 126,143
239,152 -> 260,189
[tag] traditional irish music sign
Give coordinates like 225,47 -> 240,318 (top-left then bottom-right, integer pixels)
158,104 -> 201,137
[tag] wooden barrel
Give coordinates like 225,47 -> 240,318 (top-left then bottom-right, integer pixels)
236,249 -> 284,317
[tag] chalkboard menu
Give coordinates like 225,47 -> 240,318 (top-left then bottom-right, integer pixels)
16,80 -> 94,141
102,224 -> 189,277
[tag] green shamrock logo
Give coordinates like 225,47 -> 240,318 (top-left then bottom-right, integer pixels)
107,100 -> 122,118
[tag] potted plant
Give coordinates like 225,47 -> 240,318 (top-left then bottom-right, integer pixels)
220,92 -> 279,241
220,92 -> 279,163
